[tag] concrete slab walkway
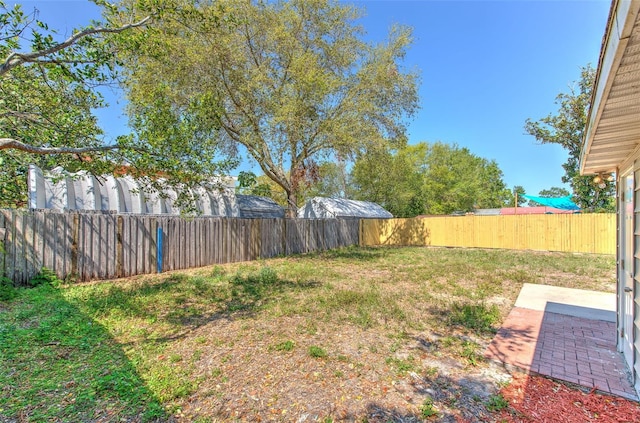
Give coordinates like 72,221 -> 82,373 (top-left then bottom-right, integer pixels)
485,283 -> 638,401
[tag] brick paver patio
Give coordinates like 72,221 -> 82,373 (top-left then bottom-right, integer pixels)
485,305 -> 638,401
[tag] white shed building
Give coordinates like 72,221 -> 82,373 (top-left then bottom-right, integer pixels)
27,164 -> 239,216
297,197 -> 392,219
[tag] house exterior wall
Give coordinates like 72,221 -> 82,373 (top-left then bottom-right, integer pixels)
618,151 -> 640,394
632,164 -> 640,391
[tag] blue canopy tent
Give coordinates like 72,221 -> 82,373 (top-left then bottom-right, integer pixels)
521,195 -> 581,211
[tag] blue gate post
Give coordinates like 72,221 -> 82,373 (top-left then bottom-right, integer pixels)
156,226 -> 163,273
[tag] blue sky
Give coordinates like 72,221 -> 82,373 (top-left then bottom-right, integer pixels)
14,0 -> 611,197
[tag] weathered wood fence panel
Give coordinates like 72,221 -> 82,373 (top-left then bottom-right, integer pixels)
360,214 -> 616,255
0,210 -> 361,285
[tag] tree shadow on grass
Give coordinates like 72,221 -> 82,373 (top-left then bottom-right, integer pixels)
68,267 -> 322,345
0,285 -> 170,422
314,245 -> 390,261
348,341 -> 507,422
336,369 -> 500,422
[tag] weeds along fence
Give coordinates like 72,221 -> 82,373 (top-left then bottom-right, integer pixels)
0,209 -> 360,285
360,214 -> 616,255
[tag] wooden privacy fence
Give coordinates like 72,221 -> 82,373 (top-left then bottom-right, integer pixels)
1,210 -> 616,285
361,214 -> 616,255
0,210 -> 360,285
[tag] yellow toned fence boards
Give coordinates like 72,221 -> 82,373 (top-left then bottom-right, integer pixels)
360,214 -> 616,254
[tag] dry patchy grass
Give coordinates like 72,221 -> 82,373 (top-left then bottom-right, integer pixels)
0,246 -> 615,422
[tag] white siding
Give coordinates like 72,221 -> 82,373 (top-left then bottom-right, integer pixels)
626,156 -> 640,393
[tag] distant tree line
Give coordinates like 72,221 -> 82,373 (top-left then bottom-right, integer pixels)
240,141 -> 520,217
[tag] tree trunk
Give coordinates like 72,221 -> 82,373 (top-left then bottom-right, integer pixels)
286,190 -> 298,218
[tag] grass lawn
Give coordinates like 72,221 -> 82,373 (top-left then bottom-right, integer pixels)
0,246 -> 615,422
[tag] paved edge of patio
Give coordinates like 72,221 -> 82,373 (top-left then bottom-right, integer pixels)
485,285 -> 638,402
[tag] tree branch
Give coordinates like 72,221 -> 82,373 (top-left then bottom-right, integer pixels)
0,137 -> 122,154
0,16 -> 152,76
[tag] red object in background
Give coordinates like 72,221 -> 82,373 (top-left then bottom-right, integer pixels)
500,206 -> 576,215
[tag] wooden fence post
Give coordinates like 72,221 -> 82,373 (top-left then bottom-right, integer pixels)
116,215 -> 124,278
0,211 -> 5,278
70,213 -> 79,282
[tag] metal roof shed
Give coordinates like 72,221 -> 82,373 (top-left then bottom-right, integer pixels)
236,195 -> 285,218
297,197 -> 393,219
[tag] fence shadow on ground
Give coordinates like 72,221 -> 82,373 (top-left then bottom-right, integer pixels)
0,285 -> 169,422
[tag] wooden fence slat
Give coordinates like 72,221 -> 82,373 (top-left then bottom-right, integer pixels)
136,215 -> 143,275
22,211 -> 35,282
91,214 -> 100,280
56,213 -> 67,279
5,211 -> 18,284
105,214 -> 115,279
33,211 -> 45,276
122,215 -> 130,277
165,218 -> 173,271
116,215 -> 123,278
83,214 -> 90,280
173,218 -> 180,271
0,212 -> 5,279
225,219 -> 231,264
178,218 -> 184,270
0,211 -> 6,278
205,218 -> 213,266
149,218 -> 156,274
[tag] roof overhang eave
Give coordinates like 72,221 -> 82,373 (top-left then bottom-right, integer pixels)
580,0 -> 640,175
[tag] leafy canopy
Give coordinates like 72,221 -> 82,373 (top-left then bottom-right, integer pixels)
0,0 -> 235,212
524,66 -> 614,212
0,0 -> 125,206
351,142 -> 512,217
114,0 -> 419,215
351,144 -> 426,217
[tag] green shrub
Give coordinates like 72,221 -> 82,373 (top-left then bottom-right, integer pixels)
29,267 -> 62,288
308,345 -> 327,358
273,340 -> 295,352
485,394 -> 509,412
0,275 -> 17,301
420,397 -> 438,418
449,302 -> 500,334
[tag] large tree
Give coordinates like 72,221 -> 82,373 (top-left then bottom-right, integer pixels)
238,160 -> 353,209
351,144 -> 426,217
509,185 -> 526,207
351,142 -> 511,216
0,1 -> 235,211
114,0 -> 419,216
524,66 -> 615,212
421,142 -> 511,214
